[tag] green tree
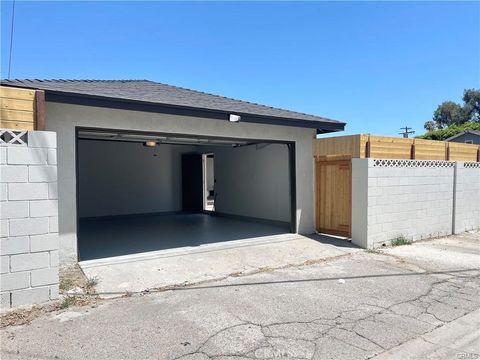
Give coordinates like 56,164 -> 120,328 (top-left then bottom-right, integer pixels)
423,120 -> 436,131
417,121 -> 480,141
423,88 -> 480,133
463,89 -> 480,122
432,101 -> 468,128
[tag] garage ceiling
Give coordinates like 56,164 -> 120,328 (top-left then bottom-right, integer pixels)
77,130 -> 254,147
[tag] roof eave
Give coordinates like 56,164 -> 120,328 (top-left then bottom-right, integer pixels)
445,131 -> 466,141
42,90 -> 345,133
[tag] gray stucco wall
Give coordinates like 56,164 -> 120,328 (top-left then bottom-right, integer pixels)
44,102 -> 316,263
77,139 -> 289,223
78,140 -> 195,218
213,143 -> 290,223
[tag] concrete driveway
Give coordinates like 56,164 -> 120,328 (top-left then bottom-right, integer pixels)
1,232 -> 479,360
79,233 -> 355,294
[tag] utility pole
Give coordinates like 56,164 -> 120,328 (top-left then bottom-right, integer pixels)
399,126 -> 415,138
8,0 -> 16,79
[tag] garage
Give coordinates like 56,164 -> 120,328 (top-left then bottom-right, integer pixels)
1,79 -> 345,265
76,129 -> 296,260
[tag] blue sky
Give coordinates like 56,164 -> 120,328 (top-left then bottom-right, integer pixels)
1,1 -> 479,136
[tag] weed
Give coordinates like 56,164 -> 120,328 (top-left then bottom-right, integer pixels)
391,236 -> 412,246
59,296 -> 76,309
365,248 -> 381,254
59,278 -> 74,292
85,277 -> 98,290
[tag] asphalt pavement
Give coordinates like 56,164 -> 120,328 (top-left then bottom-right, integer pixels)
1,232 -> 479,360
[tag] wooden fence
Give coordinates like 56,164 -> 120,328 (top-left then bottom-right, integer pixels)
0,86 -> 45,131
313,134 -> 480,162
315,155 -> 352,237
313,133 -> 479,237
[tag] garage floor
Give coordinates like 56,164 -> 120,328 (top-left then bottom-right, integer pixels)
78,213 -> 290,261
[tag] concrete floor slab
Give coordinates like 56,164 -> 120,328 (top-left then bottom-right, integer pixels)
78,213 -> 291,260
80,233 -> 356,294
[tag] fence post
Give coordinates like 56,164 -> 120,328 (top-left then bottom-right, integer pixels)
34,90 -> 46,131
365,135 -> 371,158
452,161 -> 458,235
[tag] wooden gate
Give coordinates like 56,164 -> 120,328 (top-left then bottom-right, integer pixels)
315,155 -> 352,237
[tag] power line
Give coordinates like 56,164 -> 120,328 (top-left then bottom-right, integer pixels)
8,0 -> 16,79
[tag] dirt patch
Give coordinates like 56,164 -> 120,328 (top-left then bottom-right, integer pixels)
0,297 -> 99,329
1,265 -> 100,329
59,264 -> 88,292
60,264 -> 99,295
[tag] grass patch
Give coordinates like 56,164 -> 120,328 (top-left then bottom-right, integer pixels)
365,248 -> 381,254
59,278 -> 74,292
391,236 -> 412,246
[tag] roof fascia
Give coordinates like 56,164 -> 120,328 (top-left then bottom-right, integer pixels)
43,91 -> 345,133
445,131 -> 466,141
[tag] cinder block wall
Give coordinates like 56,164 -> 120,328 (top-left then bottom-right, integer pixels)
454,162 -> 480,233
352,159 -> 480,248
1,130 -> 59,309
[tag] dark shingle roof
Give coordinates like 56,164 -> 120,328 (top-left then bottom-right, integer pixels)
445,130 -> 480,141
0,79 -> 344,130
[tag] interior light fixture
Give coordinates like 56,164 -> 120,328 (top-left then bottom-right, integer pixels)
229,114 -> 241,123
144,140 -> 157,147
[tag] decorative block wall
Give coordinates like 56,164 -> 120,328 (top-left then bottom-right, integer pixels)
1,130 -> 59,309
352,158 -> 480,248
454,162 -> 480,233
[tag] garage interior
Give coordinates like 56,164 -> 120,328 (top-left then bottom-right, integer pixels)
76,129 -> 295,261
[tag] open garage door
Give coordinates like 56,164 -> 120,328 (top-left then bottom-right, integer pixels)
75,128 -> 296,261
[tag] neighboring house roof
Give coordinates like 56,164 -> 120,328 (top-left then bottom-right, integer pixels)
445,130 -> 480,141
0,79 -> 345,132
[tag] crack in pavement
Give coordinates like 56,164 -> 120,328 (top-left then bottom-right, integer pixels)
2,236 -> 479,360
171,261 -> 479,360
